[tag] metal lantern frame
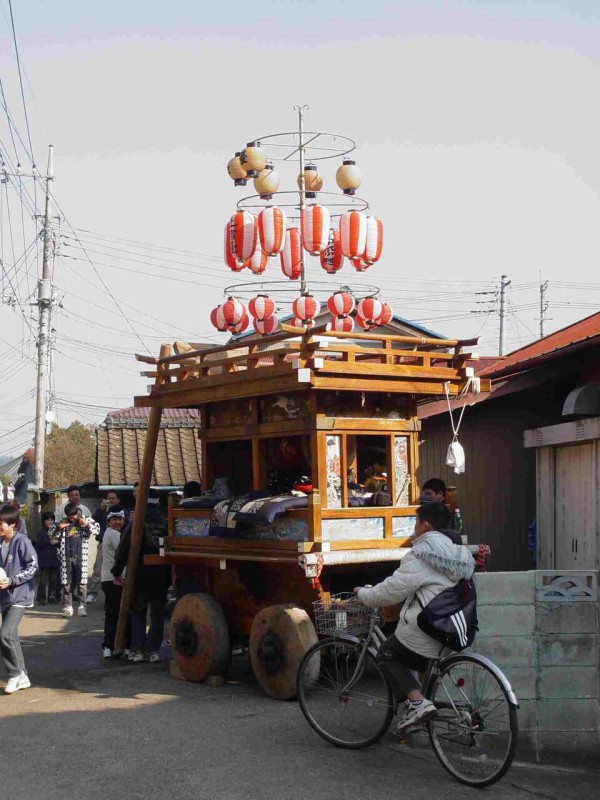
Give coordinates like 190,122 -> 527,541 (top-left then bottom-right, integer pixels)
223,106 -> 385,325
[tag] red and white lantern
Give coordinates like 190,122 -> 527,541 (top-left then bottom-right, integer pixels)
221,296 -> 246,327
258,206 -> 286,256
339,210 -> 367,259
301,204 -> 331,254
320,229 -> 344,274
253,316 -> 279,336
230,210 -> 258,265
210,305 -> 228,332
351,255 -> 370,272
229,313 -> 249,334
224,222 -> 244,272
330,315 -> 355,333
363,216 -> 383,265
357,297 -> 383,326
291,317 -> 312,329
377,302 -> 393,326
327,291 -> 355,317
280,227 -> 302,280
292,294 -> 321,323
248,295 -> 276,320
356,315 -> 376,331
245,247 -> 268,275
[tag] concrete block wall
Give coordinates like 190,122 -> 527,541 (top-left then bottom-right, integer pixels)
472,571 -> 600,765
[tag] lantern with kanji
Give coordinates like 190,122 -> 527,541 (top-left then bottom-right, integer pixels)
320,229 -> 344,274
293,294 -> 321,324
330,315 -> 355,333
298,163 -> 323,199
357,297 -> 383,326
327,291 -> 355,317
363,216 -> 383,265
258,206 -> 286,256
280,227 -> 302,279
339,210 -> 367,259
221,296 -> 247,327
240,141 -> 267,178
245,246 -> 268,275
336,159 -> 362,195
224,221 -> 245,272
377,302 -> 393,326
254,163 -> 279,201
301,204 -> 331,254
254,316 -> 279,336
227,153 -> 247,186
230,210 -> 258,266
210,305 -> 228,331
248,294 -> 276,320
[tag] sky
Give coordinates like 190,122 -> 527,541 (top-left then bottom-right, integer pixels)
0,0 -> 599,458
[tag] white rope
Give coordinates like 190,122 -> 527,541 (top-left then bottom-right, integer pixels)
444,377 -> 473,442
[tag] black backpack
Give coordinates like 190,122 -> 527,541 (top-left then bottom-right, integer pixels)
416,578 -> 478,652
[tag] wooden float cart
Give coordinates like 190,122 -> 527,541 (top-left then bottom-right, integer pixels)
114,324 -> 490,699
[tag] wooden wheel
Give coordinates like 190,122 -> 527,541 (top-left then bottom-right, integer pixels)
249,604 -> 318,700
170,593 -> 230,683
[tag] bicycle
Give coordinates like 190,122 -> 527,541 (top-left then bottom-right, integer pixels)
296,593 -> 519,788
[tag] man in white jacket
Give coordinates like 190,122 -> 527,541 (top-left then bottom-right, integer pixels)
355,502 -> 475,732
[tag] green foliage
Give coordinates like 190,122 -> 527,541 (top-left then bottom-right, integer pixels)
44,421 -> 97,489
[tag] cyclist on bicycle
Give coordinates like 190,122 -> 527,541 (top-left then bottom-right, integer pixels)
354,502 -> 475,732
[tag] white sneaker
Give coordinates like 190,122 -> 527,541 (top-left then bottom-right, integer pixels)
86,594 -> 96,604
4,672 -> 31,694
147,652 -> 160,663
103,647 -> 112,658
62,606 -> 74,617
396,699 -> 437,732
77,605 -> 88,617
131,651 -> 146,663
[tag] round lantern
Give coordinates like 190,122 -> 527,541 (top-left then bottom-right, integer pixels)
339,210 -> 368,259
336,159 -> 362,195
377,302 -> 393,326
301,204 -> 331,254
330,314 -> 355,333
351,255 -> 370,272
230,210 -> 258,265
240,141 -> 267,178
248,294 -> 276,320
298,163 -> 323,199
356,315 -> 376,331
227,152 -> 247,186
293,294 -> 321,323
280,227 -> 302,280
320,229 -> 344,274
254,316 -> 279,336
210,305 -> 228,332
258,206 -> 286,256
229,313 -> 249,335
357,297 -> 383,326
244,246 -> 268,275
253,163 -> 279,200
221,296 -> 247,327
291,317 -> 313,329
327,291 -> 355,317
224,222 -> 245,272
363,216 -> 383,265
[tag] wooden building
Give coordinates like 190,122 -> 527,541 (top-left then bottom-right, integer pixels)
418,312 -> 600,571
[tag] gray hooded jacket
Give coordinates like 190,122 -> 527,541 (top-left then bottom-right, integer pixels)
358,531 -> 474,658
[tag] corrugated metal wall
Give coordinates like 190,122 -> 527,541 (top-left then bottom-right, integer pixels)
419,388 -> 555,571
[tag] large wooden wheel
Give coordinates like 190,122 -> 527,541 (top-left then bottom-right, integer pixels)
170,593 -> 230,683
249,604 -> 318,700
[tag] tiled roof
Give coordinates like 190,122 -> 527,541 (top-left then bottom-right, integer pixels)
480,312 -> 600,379
96,426 -> 202,487
103,407 -> 201,428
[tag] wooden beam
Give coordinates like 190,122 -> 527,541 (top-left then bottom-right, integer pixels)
114,404 -> 163,652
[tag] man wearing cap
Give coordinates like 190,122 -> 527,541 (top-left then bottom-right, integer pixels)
100,510 -> 128,658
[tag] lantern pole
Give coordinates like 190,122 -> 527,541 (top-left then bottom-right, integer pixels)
294,104 -> 309,295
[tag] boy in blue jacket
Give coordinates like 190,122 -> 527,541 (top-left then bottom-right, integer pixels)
0,503 -> 38,694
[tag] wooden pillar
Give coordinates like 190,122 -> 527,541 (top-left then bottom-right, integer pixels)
114,404 -> 163,652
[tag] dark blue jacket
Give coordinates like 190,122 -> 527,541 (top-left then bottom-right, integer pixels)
35,528 -> 60,570
0,532 -> 38,609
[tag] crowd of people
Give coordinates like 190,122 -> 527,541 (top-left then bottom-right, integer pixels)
0,480 -> 181,694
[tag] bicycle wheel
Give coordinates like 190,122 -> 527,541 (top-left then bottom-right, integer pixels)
426,654 -> 518,787
297,636 -> 394,749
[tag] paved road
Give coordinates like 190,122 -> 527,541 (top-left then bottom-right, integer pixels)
0,603 -> 597,800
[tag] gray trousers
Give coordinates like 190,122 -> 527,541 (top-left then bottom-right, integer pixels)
87,542 -> 103,596
0,606 -> 27,678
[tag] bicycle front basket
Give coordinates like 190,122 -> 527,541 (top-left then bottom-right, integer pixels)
313,592 -> 378,637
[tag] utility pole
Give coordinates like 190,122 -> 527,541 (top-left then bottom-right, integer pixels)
33,145 -> 54,488
539,280 -> 549,338
498,274 -> 511,356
